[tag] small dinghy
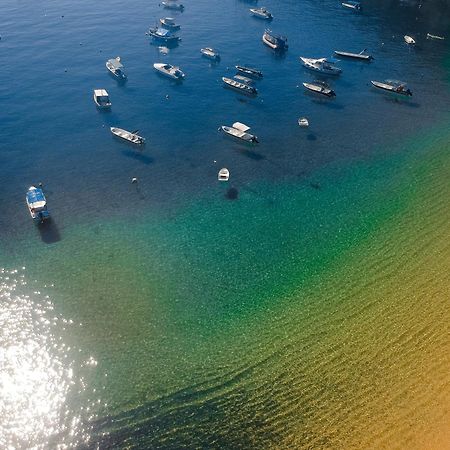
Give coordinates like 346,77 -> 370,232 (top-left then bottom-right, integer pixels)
303,81 -> 336,97
404,35 -> 416,45
262,29 -> 288,50
93,89 -> 111,108
218,168 -> 230,181
235,65 -> 263,78
221,122 -> 258,143
334,49 -> 373,61
371,80 -> 412,96
427,33 -> 445,41
300,57 -> 342,75
222,77 -> 257,95
26,186 -> 50,222
161,1 -> 184,11
146,27 -> 181,43
298,117 -> 309,127
201,47 -> 220,61
106,57 -> 127,80
111,127 -> 145,145
154,63 -> 185,80
159,17 -> 181,30
341,1 -> 361,10
250,7 -> 273,20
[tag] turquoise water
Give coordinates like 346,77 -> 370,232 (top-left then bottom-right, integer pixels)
1,0 -> 450,448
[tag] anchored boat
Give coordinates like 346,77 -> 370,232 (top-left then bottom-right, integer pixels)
221,122 -> 258,143
371,80 -> 412,96
222,77 -> 257,95
26,186 -> 50,222
93,89 -> 111,108
427,33 -> 445,40
300,57 -> 342,75
404,35 -> 416,45
218,168 -> 230,181
106,57 -> 127,80
250,7 -> 273,20
161,1 -> 184,11
235,65 -> 263,78
159,17 -> 181,30
110,127 -> 145,145
262,29 -> 288,50
146,27 -> 180,43
303,81 -> 336,97
154,63 -> 185,80
341,1 -> 361,10
201,47 -> 220,61
334,49 -> 373,61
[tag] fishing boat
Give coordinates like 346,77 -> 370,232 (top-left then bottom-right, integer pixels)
298,117 -> 309,127
250,7 -> 273,20
235,65 -> 263,78
303,81 -> 336,97
26,186 -> 50,222
341,1 -> 361,10
161,1 -> 184,11
334,49 -> 373,61
106,57 -> 127,80
154,63 -> 185,80
218,168 -> 230,181
300,57 -> 342,75
262,29 -> 288,50
222,77 -> 257,95
159,17 -> 181,30
427,33 -> 445,41
93,89 -> 111,108
146,27 -> 181,43
404,35 -> 416,45
110,127 -> 145,145
371,80 -> 412,96
221,122 -> 258,143
201,47 -> 220,61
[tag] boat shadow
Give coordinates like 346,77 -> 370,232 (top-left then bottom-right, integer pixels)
121,149 -> 154,165
108,72 -> 127,85
149,39 -> 180,50
237,147 -> 266,161
37,220 -> 61,244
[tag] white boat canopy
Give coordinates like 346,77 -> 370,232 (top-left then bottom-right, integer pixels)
94,89 -> 109,97
108,58 -> 123,69
232,122 -> 251,132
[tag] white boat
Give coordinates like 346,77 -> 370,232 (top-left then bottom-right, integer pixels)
342,1 -> 361,10
250,7 -> 273,20
222,77 -> 257,95
106,57 -> 127,80
404,35 -> 416,45
93,89 -> 111,108
221,122 -> 258,143
334,49 -> 373,61
427,33 -> 445,41
303,81 -> 336,97
146,27 -> 181,43
153,63 -> 185,80
201,47 -> 220,61
159,17 -> 181,30
110,127 -> 145,145
262,29 -> 288,50
218,168 -> 230,181
161,1 -> 184,11
300,57 -> 342,75
298,117 -> 309,127
371,80 -> 412,96
26,186 -> 50,222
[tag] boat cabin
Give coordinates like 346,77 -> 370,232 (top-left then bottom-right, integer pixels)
93,89 -> 111,108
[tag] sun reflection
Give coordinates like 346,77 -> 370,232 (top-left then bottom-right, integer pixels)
0,268 -> 97,449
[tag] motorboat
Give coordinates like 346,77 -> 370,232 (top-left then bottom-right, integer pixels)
303,81 -> 336,97
334,49 -> 373,61
342,1 -> 361,10
300,57 -> 342,75
161,1 -> 184,11
404,35 -> 416,45
146,27 -> 181,43
93,89 -> 111,108
234,75 -> 252,84
201,47 -> 220,61
262,29 -> 288,50
250,7 -> 273,20
371,80 -> 412,96
222,77 -> 257,95
159,17 -> 181,30
235,65 -> 263,78
26,186 -> 50,222
106,57 -> 127,80
426,33 -> 445,40
153,63 -> 185,80
218,168 -> 230,181
298,117 -> 309,127
221,122 -> 258,143
110,127 -> 145,145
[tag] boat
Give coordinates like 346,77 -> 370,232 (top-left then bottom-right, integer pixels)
161,1 -> 184,11
300,57 -> 342,75
93,89 -> 111,108
234,75 -> 252,84
235,65 -> 263,78
159,17 -> 181,30
146,27 -> 181,43
221,122 -> 258,143
222,77 -> 257,95
154,63 -> 185,80
26,186 -> 50,222
262,29 -> 288,50
334,49 -> 373,61
341,1 -> 361,10
371,80 -> 412,96
302,81 -> 336,97
218,168 -> 230,181
298,117 -> 309,127
404,35 -> 416,45
250,7 -> 273,19
110,127 -> 145,145
427,33 -> 445,40
201,47 -> 220,61
106,57 -> 127,80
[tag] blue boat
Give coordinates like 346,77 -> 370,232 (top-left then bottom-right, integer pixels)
26,186 -> 50,222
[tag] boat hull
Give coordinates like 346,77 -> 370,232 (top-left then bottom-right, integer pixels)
303,83 -> 336,97
334,51 -> 373,61
110,127 -> 145,145
222,77 -> 257,95
371,81 -> 412,96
